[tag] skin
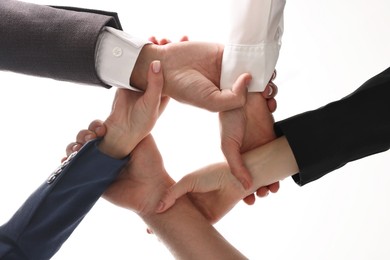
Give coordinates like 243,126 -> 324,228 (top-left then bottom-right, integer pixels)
65,119 -> 287,227
65,129 -> 248,259
135,37 -> 280,196
133,38 -> 277,112
130,40 -> 247,112
71,60 -> 167,160
61,39 -> 282,258
156,94 -> 299,222
157,135 -> 298,223
220,72 -> 278,191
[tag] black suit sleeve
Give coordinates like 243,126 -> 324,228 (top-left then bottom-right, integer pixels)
0,0 -> 122,87
275,67 -> 390,186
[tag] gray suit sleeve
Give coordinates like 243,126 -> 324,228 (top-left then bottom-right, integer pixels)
0,0 -> 122,87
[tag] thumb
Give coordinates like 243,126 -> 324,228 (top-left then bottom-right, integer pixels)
155,174 -> 201,213
142,60 -> 164,117
215,73 -> 250,112
221,134 -> 253,190
223,145 -> 253,190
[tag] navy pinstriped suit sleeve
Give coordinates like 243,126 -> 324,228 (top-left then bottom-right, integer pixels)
0,139 -> 128,259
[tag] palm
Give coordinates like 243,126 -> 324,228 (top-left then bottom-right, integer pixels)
241,92 -> 276,152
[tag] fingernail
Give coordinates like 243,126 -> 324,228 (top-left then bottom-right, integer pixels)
85,134 -> 94,141
156,201 -> 165,212
271,70 -> 277,80
95,126 -> 102,134
152,60 -> 161,73
268,85 -> 273,96
72,144 -> 79,151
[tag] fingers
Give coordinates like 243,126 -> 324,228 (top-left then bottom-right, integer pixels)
158,38 -> 171,45
267,181 -> 280,193
148,36 -> 171,45
65,142 -> 82,158
156,171 -> 216,213
262,81 -> 278,99
148,36 -> 158,44
267,98 -> 277,113
256,182 -> 280,197
88,120 -> 106,137
206,73 -> 250,112
148,36 -> 188,44
155,181 -> 190,213
64,120 -> 106,159
256,187 -> 271,197
261,70 -> 278,113
271,70 -> 277,81
243,194 -> 256,205
179,36 -> 189,42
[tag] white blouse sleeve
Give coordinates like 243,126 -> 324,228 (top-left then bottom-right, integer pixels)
220,0 -> 285,92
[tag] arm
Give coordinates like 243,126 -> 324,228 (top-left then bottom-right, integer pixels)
0,139 -> 128,259
142,196 -> 247,260
157,67 -> 390,220
0,0 -> 121,86
107,135 -> 247,259
275,66 -> 390,185
219,76 -> 279,190
157,136 -> 297,223
219,0 -> 284,188
68,128 -> 247,259
0,1 -> 247,112
0,60 -> 165,259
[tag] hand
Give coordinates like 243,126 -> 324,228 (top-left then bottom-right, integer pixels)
103,134 -> 175,215
64,125 -> 174,216
156,162 -> 245,224
100,60 -> 169,159
63,123 -> 235,225
219,72 -> 279,191
131,41 -> 247,112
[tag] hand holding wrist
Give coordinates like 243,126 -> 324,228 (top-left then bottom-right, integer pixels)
130,44 -> 164,91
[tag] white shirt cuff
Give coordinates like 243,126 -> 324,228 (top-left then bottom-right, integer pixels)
220,41 -> 281,92
95,27 -> 150,91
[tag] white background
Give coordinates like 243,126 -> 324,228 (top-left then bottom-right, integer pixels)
1,0 -> 390,259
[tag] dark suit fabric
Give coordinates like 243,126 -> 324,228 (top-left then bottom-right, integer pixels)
275,67 -> 390,186
0,139 -> 128,259
0,0 -> 122,87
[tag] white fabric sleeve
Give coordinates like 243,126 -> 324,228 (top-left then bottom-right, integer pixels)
95,27 -> 150,91
220,0 -> 285,92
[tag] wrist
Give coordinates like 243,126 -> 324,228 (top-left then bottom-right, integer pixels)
243,136 -> 298,193
138,175 -> 175,217
130,44 -> 164,91
97,126 -> 137,159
